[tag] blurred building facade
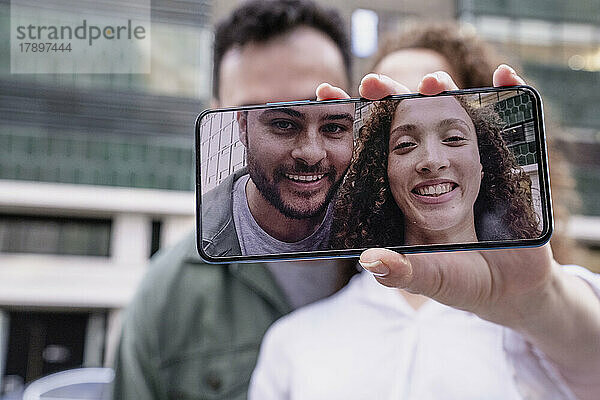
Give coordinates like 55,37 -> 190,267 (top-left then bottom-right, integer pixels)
0,0 -> 599,396
457,0 -> 600,222
0,0 -> 210,395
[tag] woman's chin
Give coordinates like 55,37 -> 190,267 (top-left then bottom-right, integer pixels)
405,217 -> 475,244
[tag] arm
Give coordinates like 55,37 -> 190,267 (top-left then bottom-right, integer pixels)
513,264 -> 600,399
361,246 -> 600,399
112,274 -> 165,399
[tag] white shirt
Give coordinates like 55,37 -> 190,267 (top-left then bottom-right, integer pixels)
250,266 -> 600,400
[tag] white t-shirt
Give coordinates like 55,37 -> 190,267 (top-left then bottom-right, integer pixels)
232,174 -> 333,256
249,265 -> 600,400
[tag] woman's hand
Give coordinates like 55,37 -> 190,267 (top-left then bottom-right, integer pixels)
316,63 -> 525,100
354,67 -> 546,326
317,65 -> 600,400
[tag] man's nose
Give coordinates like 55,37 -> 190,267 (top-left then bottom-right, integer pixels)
290,129 -> 327,166
414,141 -> 449,173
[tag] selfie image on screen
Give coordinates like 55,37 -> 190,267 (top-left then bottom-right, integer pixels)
331,90 -> 544,251
197,89 -> 548,260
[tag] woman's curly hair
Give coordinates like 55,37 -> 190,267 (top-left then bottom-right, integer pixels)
331,96 -> 541,249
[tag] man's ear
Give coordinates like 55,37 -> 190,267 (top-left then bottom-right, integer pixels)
237,111 -> 248,147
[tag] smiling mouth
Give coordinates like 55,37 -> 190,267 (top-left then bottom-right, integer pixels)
412,183 -> 457,197
285,173 -> 326,183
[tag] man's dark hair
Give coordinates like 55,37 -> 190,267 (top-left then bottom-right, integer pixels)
213,0 -> 352,99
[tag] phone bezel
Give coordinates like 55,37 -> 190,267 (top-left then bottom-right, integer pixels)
195,85 -> 553,264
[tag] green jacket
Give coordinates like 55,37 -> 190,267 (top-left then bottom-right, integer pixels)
112,170 -> 291,399
201,169 -> 247,257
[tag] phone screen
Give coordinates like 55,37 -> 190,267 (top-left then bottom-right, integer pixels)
196,86 -> 552,263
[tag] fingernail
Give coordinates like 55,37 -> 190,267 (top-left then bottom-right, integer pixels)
500,64 -> 516,75
359,259 -> 390,277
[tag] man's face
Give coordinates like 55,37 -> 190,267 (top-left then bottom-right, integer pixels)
238,104 -> 354,219
218,26 -> 352,219
217,26 -> 349,107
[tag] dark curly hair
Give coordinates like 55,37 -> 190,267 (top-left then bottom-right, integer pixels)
213,0 -> 352,99
331,96 -> 541,249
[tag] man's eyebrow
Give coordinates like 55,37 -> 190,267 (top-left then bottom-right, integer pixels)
438,118 -> 471,132
323,113 -> 353,122
259,108 -> 304,119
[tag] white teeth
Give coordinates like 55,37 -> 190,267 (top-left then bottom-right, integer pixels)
286,174 -> 325,182
415,183 -> 454,196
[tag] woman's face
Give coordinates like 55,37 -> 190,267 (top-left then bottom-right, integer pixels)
387,97 -> 482,239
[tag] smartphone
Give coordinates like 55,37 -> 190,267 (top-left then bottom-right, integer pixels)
195,86 -> 552,263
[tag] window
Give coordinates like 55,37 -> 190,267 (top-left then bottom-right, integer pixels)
150,220 -> 162,257
0,215 -> 111,256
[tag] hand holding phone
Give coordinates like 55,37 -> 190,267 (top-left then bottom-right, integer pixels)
353,67 -> 561,335
196,81 -> 551,263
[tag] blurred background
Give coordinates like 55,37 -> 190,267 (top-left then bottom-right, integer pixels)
0,0 -> 598,397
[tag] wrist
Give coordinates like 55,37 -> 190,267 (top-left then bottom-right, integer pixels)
507,263 -> 600,386
505,259 -> 563,334
484,259 -> 561,333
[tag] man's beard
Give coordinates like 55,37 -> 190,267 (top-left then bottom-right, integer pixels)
246,151 -> 345,220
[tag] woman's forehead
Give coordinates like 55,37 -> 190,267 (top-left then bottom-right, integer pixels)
375,48 -> 456,92
393,96 -> 472,126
